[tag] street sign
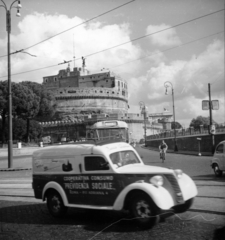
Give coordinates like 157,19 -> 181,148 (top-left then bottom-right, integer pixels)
209,125 -> 216,135
212,100 -> 219,110
202,100 -> 219,110
202,100 -> 209,110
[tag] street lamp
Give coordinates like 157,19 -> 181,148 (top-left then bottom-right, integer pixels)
0,0 -> 22,168
139,101 -> 148,146
164,81 -> 178,152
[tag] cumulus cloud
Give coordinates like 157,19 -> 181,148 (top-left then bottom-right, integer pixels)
128,39 -> 224,126
0,12 -> 141,82
146,23 -> 181,47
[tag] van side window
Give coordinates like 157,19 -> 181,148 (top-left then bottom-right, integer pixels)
84,156 -> 109,171
216,144 -> 224,153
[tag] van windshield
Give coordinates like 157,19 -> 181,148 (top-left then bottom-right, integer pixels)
110,150 -> 140,168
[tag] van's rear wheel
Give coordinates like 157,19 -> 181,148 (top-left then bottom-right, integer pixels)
47,190 -> 68,217
130,193 -> 159,229
213,164 -> 223,177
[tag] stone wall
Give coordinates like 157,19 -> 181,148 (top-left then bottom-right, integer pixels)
146,133 -> 225,153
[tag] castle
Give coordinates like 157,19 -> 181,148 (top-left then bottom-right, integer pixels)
43,64 -> 128,115
41,63 -> 173,142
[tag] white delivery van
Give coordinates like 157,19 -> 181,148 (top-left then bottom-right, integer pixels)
32,141 -> 197,229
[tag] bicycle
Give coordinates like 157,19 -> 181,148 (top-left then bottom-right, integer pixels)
160,150 -> 166,163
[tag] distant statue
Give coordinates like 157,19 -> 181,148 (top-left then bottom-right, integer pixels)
82,56 -> 86,68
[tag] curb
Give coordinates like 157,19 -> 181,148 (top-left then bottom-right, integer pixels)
0,167 -> 32,172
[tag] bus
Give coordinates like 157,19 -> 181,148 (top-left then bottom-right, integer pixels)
86,120 -> 131,143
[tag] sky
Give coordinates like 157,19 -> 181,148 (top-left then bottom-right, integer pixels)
0,0 -> 224,127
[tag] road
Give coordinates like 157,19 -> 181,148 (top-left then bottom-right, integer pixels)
0,146 -> 224,240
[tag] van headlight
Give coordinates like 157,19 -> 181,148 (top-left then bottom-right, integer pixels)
150,175 -> 163,187
174,169 -> 183,179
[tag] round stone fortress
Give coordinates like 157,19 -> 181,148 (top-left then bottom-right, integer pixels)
43,65 -> 128,115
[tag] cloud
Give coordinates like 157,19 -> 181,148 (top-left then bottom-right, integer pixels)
146,23 -> 181,47
0,12 -> 142,82
128,39 -> 224,126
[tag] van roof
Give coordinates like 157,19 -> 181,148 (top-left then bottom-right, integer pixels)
33,141 -> 132,159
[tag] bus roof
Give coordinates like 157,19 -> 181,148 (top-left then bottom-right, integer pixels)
91,120 -> 128,129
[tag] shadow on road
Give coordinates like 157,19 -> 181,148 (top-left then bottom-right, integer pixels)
0,201 -> 142,233
1,201 -> 224,240
192,174 -> 225,182
213,226 -> 225,240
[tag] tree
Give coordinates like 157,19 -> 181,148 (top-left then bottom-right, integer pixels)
171,121 -> 182,129
190,116 -> 218,129
3,118 -> 43,142
20,81 -> 56,121
0,81 -> 40,143
0,81 -> 8,143
13,83 -> 40,142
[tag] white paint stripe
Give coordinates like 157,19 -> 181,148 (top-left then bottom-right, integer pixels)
0,179 -> 32,183
0,184 -> 32,188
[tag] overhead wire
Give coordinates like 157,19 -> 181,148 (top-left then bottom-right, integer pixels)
82,9 -> 224,59
110,31 -> 224,69
0,30 -> 223,78
0,9 -> 224,78
0,0 -> 135,58
0,7 -> 223,59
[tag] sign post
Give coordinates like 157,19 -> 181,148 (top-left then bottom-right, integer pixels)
197,138 -> 201,156
202,84 -> 219,154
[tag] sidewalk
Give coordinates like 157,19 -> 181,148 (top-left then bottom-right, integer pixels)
0,147 -> 40,171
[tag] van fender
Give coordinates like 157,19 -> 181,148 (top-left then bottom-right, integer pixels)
113,182 -> 174,211
177,173 -> 198,201
42,181 -> 69,206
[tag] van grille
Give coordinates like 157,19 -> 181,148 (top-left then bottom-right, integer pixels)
165,174 -> 184,203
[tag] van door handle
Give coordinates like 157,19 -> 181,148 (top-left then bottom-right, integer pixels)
79,163 -> 82,173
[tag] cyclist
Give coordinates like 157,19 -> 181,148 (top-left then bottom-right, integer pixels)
159,140 -> 168,162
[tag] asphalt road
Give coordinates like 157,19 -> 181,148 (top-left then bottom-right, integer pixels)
0,146 -> 224,240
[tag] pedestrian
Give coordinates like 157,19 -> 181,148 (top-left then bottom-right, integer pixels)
159,140 -> 168,162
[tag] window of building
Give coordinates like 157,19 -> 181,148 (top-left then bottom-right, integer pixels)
118,81 -> 120,86
121,82 -> 123,88
54,77 -> 57,81
45,78 -> 48,82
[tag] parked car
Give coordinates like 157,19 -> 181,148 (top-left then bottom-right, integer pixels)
211,140 -> 225,177
32,140 -> 197,229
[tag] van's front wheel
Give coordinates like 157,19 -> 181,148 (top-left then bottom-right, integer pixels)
130,193 -> 159,229
47,190 -> 68,217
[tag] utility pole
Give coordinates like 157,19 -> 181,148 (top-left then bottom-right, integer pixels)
208,83 -> 215,154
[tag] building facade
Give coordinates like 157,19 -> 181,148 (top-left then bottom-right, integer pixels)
43,65 -> 128,115
41,65 -> 173,142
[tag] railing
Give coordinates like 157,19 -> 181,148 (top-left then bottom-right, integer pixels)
147,126 -> 225,140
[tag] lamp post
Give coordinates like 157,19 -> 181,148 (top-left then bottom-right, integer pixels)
164,81 -> 178,152
139,101 -> 148,146
0,0 -> 22,168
